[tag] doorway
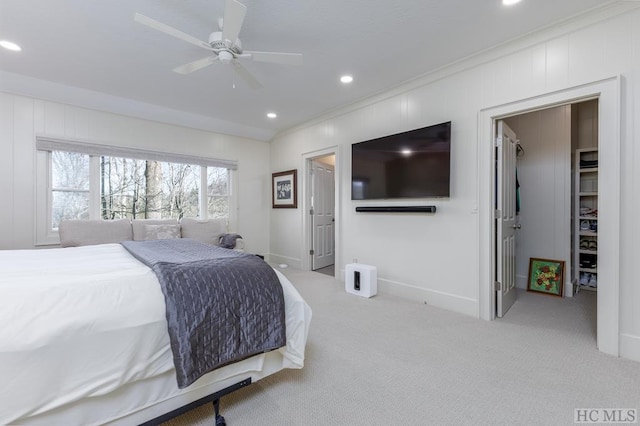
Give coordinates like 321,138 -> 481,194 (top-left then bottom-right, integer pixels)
495,100 -> 598,321
502,100 -> 598,297
478,77 -> 620,357
302,148 -> 339,277
310,155 -> 335,275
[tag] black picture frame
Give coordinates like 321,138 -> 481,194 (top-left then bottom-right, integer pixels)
272,169 -> 297,208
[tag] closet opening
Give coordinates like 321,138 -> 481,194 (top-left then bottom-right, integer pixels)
480,77 -> 619,357
495,99 -> 599,342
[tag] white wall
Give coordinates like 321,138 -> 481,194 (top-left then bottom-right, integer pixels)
505,106 -> 572,291
0,94 -> 271,253
268,4 -> 640,361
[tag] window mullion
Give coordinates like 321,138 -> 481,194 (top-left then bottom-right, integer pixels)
46,151 -> 53,237
200,166 -> 208,219
89,155 -> 101,219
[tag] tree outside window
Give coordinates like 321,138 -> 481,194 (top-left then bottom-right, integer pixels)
51,151 -> 90,229
50,150 -> 229,228
207,167 -> 230,218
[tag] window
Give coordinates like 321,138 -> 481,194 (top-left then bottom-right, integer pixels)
207,166 -> 230,218
36,137 -> 236,245
99,157 -> 205,220
51,151 -> 90,228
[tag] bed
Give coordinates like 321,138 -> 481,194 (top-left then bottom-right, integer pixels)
0,241 -> 312,425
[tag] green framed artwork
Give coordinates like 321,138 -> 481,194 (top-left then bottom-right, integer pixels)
527,258 -> 564,297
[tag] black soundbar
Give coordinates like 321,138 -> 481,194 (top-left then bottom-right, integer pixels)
355,206 -> 436,213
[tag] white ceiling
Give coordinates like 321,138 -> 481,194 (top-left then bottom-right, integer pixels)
0,0 -> 616,141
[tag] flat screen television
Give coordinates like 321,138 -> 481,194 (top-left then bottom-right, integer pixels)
351,121 -> 451,200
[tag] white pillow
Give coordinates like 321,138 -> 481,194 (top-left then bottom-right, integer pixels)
132,218 -> 179,240
59,219 -> 133,247
144,224 -> 181,240
180,217 -> 227,245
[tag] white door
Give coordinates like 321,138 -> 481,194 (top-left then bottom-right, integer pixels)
496,120 -> 518,317
311,159 -> 335,270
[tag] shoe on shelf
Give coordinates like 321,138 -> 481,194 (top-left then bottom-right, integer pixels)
588,240 -> 597,251
580,239 -> 589,250
580,220 -> 590,231
580,207 -> 598,217
579,272 -> 590,286
590,220 -> 598,232
588,274 -> 597,288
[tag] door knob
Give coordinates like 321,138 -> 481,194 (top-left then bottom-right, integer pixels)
511,224 -> 522,229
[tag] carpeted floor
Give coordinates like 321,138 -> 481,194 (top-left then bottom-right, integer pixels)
313,264 -> 334,277
163,267 -> 640,426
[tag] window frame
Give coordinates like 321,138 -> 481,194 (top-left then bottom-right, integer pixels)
204,166 -> 234,220
35,137 -> 237,246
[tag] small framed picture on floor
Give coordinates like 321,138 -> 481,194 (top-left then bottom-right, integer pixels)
527,258 -> 564,297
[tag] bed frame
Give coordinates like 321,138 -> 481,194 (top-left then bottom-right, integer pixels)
140,377 -> 252,426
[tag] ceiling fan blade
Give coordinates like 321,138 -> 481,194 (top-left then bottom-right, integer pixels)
243,51 -> 303,66
173,56 -> 217,74
221,0 -> 247,46
232,61 -> 262,89
134,13 -> 211,50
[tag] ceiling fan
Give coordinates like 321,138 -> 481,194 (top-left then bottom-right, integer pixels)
134,0 -> 303,89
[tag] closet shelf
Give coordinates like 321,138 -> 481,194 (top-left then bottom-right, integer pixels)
578,285 -> 597,292
574,147 -> 598,295
579,231 -> 597,237
578,249 -> 597,255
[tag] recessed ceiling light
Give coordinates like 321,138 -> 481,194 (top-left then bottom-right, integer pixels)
267,112 -> 277,119
340,75 -> 353,84
0,40 -> 21,51
502,0 -> 521,5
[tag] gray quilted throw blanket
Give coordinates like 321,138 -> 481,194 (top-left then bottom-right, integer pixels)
121,238 -> 286,388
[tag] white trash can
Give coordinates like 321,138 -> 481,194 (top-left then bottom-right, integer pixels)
345,263 -> 377,298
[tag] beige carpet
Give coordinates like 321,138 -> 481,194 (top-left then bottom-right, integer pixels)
163,267 -> 640,426
313,264 -> 334,277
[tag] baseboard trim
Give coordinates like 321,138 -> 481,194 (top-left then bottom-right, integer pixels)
377,277 -> 478,318
516,274 -> 528,290
619,333 -> 640,362
267,253 -> 302,270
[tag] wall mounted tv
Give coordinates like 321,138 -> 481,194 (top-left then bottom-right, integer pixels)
351,121 -> 451,200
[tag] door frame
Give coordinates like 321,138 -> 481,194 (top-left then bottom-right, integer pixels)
495,120 -> 518,318
301,146 -> 341,272
309,158 -> 336,270
478,76 -> 620,356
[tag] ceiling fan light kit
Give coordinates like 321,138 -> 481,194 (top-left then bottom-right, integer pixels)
134,0 -> 303,89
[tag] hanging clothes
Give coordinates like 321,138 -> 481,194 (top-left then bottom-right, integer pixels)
516,169 -> 521,214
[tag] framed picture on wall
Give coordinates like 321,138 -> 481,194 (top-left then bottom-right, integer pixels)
272,169 -> 297,208
527,257 -> 565,297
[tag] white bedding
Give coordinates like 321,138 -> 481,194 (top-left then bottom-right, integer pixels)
0,244 -> 311,425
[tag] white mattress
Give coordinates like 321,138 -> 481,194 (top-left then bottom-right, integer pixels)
0,244 -> 311,425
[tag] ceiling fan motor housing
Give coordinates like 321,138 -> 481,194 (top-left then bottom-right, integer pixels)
209,31 -> 242,55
